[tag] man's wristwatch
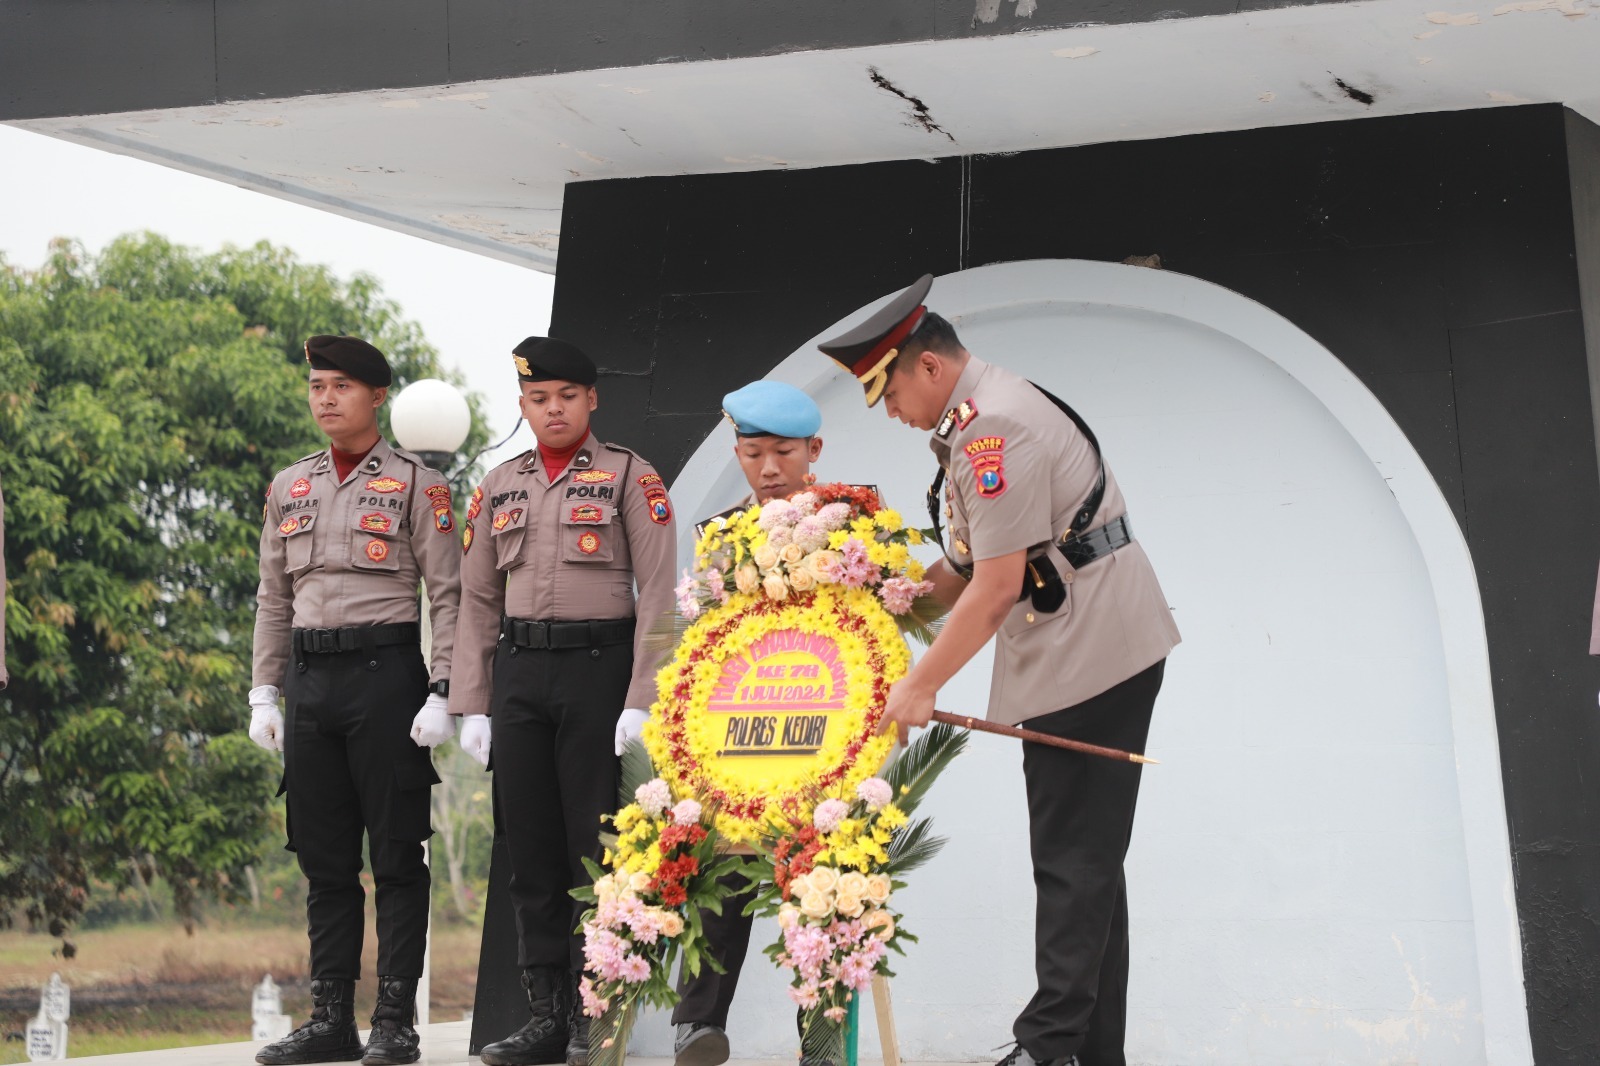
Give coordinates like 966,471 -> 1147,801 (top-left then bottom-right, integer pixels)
429,680 -> 450,698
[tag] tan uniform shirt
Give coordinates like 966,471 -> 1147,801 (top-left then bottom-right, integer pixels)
933,357 -> 1181,725
0,474 -> 7,689
252,439 -> 462,689
453,439 -> 678,715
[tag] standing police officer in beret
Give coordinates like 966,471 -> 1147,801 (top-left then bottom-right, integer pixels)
250,335 -> 462,1066
453,337 -> 677,1066
673,381 -> 824,1066
820,278 -> 1180,1066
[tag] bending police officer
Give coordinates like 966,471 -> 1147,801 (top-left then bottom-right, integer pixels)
820,277 -> 1180,1066
250,335 -> 462,1066
453,338 -> 677,1066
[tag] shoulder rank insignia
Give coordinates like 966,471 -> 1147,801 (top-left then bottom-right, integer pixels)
956,399 -> 978,429
366,477 -> 407,493
935,408 -> 958,439
573,469 -> 619,484
964,436 -> 1008,499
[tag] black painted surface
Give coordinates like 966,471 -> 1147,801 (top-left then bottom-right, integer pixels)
2,0 -> 1358,120
472,103 -> 1600,1063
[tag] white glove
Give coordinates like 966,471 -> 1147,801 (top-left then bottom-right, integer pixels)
615,708 -> 650,756
459,714 -> 492,767
410,693 -> 455,748
248,685 -> 284,753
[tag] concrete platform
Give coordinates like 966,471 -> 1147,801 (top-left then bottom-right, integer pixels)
58,1020 -> 931,1065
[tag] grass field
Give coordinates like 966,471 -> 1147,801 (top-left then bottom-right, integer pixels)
0,919 -> 483,1062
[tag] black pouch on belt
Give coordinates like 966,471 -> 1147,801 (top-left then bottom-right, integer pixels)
1021,554 -> 1068,614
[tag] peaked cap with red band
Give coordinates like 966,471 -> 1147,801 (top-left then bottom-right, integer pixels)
304,334 -> 392,387
817,273 -> 933,407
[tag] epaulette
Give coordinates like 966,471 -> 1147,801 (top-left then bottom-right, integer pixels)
599,440 -> 649,463
390,446 -> 433,471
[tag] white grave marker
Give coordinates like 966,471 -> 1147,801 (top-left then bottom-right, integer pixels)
251,974 -> 292,1042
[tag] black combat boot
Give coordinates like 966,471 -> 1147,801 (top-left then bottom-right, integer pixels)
362,976 -> 421,1065
479,966 -> 569,1066
565,971 -> 591,1066
256,978 -> 364,1065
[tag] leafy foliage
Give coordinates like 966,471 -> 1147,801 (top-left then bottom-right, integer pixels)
0,233 -> 491,949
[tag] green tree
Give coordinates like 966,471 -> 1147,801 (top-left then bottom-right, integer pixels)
0,233 -> 490,949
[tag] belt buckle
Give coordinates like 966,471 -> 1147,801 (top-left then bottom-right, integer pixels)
315,630 -> 337,654
530,620 -> 550,649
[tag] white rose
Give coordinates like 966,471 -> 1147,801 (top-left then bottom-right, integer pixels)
865,874 -> 892,905
799,891 -> 833,921
778,903 -> 800,930
753,543 -> 779,571
788,872 -> 814,900
837,871 -> 868,898
808,866 -> 841,894
628,871 -> 652,894
734,564 -> 760,594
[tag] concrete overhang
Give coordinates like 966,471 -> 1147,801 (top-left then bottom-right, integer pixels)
6,0 -> 1596,273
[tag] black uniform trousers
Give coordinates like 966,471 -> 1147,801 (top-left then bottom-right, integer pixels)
490,639 -> 628,970
282,640 -> 438,981
1013,658 -> 1164,1066
671,876 -> 758,1028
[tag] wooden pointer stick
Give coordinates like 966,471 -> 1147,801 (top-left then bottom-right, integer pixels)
930,711 -> 1159,765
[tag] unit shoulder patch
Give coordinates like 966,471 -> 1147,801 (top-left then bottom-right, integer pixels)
964,435 -> 1008,499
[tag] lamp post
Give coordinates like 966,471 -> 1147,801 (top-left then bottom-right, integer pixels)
390,377 -> 471,1031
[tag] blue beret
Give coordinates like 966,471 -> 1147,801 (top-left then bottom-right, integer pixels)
722,381 -> 822,438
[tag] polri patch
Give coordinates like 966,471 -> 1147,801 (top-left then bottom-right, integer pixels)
572,469 -> 618,484
434,507 -> 455,534
571,504 -> 603,523
577,530 -> 601,555
290,477 -> 312,498
637,472 -> 663,489
365,538 -> 390,563
467,486 -> 484,521
964,436 -> 1008,499
648,495 -> 672,525
366,476 -> 407,493
360,512 -> 393,534
425,484 -> 452,509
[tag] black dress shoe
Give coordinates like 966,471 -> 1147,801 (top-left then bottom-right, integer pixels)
480,966 -> 569,1066
256,979 -> 364,1065
362,976 -> 420,1065
995,1043 -> 1078,1066
674,1022 -> 731,1066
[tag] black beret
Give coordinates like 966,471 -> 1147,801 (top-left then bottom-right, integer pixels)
512,336 -> 597,386
304,335 -> 392,388
817,274 -> 933,407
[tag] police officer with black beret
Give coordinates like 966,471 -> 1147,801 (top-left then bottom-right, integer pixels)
250,335 -> 462,1066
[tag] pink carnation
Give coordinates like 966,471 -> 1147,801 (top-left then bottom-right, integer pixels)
672,798 -> 704,825
813,798 -> 849,833
838,540 -> 878,589
788,983 -> 822,1009
675,569 -> 702,620
634,779 -> 670,816
816,502 -> 852,530
856,778 -> 892,810
878,575 -> 929,614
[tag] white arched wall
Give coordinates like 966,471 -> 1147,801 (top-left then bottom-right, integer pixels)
648,260 -> 1530,1064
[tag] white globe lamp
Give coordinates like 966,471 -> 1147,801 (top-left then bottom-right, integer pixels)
391,378 -> 472,471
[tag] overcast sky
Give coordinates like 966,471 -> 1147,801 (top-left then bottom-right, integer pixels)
0,124 -> 551,472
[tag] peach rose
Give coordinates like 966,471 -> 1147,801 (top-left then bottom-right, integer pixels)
788,567 -> 817,593
659,912 -> 684,937
734,564 -> 760,594
865,908 -> 895,941
763,573 -> 789,601
779,542 -> 805,565
787,872 -> 814,900
835,892 -> 865,919
777,903 -> 800,930
837,871 -> 869,898
753,543 -> 779,571
865,873 -> 892,905
799,891 -> 833,921
628,871 -> 652,894
808,866 -> 841,894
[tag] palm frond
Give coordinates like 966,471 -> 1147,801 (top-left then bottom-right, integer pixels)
640,610 -> 691,668
886,817 -> 948,875
895,593 -> 948,648
617,738 -> 656,807
883,721 -> 967,816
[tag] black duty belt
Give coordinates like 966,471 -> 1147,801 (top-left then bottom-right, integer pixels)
1060,514 -> 1134,569
293,622 -> 420,654
500,616 -> 636,650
